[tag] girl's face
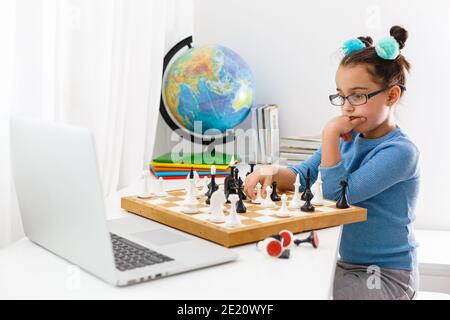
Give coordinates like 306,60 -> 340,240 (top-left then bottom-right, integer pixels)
335,64 -> 394,134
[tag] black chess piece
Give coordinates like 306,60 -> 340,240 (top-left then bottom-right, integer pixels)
270,181 -> 281,202
246,162 -> 256,176
237,178 -> 247,201
234,168 -> 247,200
278,248 -> 290,259
301,168 -> 314,201
224,165 -> 236,201
294,231 -> 319,248
226,175 -> 239,204
207,169 -> 218,191
301,188 -> 315,212
336,180 -> 350,209
224,177 -> 233,203
236,184 -> 247,213
234,168 -> 241,186
206,172 -> 219,205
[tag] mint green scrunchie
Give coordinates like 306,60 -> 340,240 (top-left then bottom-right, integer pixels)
375,36 -> 400,60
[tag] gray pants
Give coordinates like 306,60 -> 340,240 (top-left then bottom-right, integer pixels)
333,260 -> 419,300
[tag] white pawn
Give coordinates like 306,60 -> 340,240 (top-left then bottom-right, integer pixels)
193,170 -> 200,185
252,182 -> 263,204
155,177 -> 168,197
199,176 -> 209,196
226,194 -> 242,227
192,172 -> 200,198
261,185 -> 276,209
182,178 -> 199,214
276,194 -> 293,217
209,189 -> 226,223
184,173 -> 191,194
312,171 -> 324,206
289,173 -> 302,209
138,170 -> 152,199
185,172 -> 199,198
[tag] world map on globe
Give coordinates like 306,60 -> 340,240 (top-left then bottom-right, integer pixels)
162,44 -> 255,135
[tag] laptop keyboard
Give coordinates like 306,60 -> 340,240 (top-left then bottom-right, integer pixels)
110,233 -> 173,272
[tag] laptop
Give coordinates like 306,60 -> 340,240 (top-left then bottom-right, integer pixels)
10,117 -> 238,286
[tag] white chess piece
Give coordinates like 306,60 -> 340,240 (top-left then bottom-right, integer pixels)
184,173 -> 190,194
193,170 -> 200,185
155,177 -> 168,197
226,194 -> 242,227
311,171 -> 324,206
252,182 -> 263,204
289,173 -> 302,209
182,178 -> 199,214
199,176 -> 209,196
185,173 -> 199,198
261,186 -> 276,209
192,172 -> 200,198
276,194 -> 292,217
209,189 -> 226,223
229,155 -> 236,167
138,170 -> 152,199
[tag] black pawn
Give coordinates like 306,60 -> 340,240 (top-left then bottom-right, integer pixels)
237,178 -> 247,201
236,184 -> 247,213
224,165 -> 236,201
336,180 -> 350,209
294,231 -> 319,248
206,173 -> 218,205
270,181 -> 281,202
207,170 -> 218,191
301,168 -> 313,201
301,188 -> 315,212
234,168 -> 241,186
234,168 -> 247,200
278,248 -> 290,259
246,162 -> 256,176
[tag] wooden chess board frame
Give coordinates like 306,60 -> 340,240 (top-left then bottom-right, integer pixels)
121,188 -> 367,248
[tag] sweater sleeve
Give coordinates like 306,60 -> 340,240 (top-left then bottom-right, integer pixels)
287,146 -> 322,191
319,142 -> 419,203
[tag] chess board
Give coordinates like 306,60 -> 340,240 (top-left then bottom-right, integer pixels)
121,187 -> 367,248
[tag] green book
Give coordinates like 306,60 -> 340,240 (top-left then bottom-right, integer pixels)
153,152 -> 238,165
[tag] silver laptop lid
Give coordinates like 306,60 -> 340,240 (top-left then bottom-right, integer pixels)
10,117 -> 117,285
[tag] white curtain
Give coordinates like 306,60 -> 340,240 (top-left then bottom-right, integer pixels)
0,0 -> 193,247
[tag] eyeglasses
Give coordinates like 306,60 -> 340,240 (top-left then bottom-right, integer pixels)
329,85 -> 406,107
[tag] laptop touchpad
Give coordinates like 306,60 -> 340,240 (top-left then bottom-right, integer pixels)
131,229 -> 191,246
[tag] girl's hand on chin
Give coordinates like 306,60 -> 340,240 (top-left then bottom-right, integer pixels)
323,116 -> 366,141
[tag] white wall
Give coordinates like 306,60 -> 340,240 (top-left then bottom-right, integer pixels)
194,0 -> 450,230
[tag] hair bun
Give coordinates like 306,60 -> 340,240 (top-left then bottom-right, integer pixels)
357,36 -> 373,47
390,26 -> 408,49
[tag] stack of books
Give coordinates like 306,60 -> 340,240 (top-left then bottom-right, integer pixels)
279,135 -> 321,165
251,104 -> 279,164
150,152 -> 236,180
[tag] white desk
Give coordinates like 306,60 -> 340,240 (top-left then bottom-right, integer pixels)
0,178 -> 342,300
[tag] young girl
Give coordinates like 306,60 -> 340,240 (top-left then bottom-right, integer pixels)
244,26 -> 419,300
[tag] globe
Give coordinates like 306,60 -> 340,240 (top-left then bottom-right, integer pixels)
162,44 -> 255,136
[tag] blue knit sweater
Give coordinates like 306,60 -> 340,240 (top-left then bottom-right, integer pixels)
288,126 -> 420,270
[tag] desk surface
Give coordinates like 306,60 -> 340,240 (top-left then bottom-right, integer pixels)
0,176 -> 342,299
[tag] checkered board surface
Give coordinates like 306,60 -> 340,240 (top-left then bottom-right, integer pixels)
121,187 -> 367,247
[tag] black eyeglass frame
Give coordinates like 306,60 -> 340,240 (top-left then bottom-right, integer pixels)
329,85 -> 406,106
